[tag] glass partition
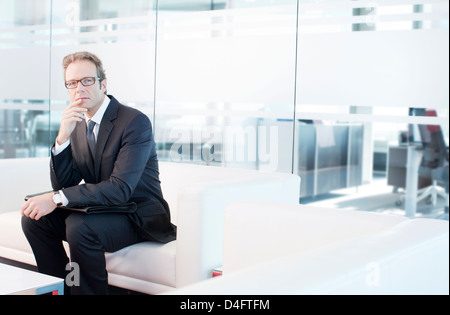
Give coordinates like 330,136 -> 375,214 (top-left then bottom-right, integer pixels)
154,0 -> 298,172
0,0 -> 52,158
0,0 -> 448,218
295,0 -> 449,218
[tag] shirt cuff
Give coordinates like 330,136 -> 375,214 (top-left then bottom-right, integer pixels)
52,139 -> 70,156
59,190 -> 69,207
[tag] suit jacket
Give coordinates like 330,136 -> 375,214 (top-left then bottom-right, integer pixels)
50,95 -> 176,243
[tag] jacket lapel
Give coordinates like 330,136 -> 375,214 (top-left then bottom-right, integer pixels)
94,96 -> 118,180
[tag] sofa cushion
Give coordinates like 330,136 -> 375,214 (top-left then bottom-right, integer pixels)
106,240 -> 176,288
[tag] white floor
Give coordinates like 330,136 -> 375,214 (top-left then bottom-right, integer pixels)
301,175 -> 449,220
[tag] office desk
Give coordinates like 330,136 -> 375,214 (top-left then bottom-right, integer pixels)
388,145 -> 427,217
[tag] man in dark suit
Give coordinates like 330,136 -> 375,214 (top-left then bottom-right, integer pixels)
21,51 -> 176,295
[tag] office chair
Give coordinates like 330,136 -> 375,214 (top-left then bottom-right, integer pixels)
414,110 -> 449,210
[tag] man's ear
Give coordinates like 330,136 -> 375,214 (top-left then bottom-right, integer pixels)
101,78 -> 107,94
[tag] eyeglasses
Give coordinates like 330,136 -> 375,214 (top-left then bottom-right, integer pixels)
65,77 -> 101,89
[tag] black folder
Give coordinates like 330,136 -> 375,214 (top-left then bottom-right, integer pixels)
61,203 -> 137,214
25,191 -> 137,214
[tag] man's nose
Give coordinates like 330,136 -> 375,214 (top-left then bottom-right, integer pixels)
75,81 -> 86,91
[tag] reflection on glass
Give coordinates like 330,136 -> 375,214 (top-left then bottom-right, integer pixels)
387,109 -> 449,216
295,120 -> 363,198
155,113 -> 281,171
0,109 -> 60,158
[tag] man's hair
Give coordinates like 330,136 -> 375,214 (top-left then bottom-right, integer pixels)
62,51 -> 107,93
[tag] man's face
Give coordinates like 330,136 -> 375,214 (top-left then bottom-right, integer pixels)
65,60 -> 107,117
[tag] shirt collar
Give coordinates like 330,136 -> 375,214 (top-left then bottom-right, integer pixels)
85,95 -> 110,125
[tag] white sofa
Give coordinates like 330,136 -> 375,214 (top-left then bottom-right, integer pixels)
0,158 -> 300,294
166,200 -> 449,295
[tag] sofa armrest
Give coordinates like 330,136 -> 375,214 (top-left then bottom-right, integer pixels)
175,174 -> 300,288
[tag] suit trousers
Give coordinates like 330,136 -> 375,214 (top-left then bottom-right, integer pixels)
21,209 -> 144,295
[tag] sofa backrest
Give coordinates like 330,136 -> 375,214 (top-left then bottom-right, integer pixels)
159,162 -> 299,223
170,214 -> 449,295
223,200 -> 410,273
